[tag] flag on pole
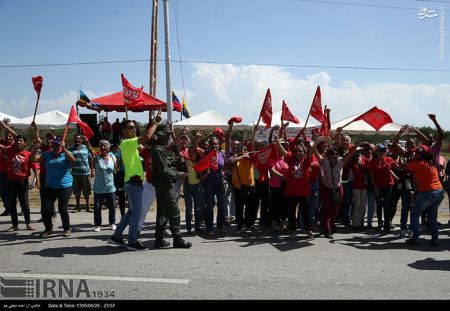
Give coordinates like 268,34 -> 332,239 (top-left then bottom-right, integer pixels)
172,91 -> 182,112
352,106 -> 393,131
319,105 -> 330,136
309,86 -> 324,123
32,76 -> 43,96
250,143 -> 278,172
66,106 -> 94,140
193,150 -> 218,173
260,89 -> 272,129
182,96 -> 191,118
76,90 -> 102,112
281,100 -> 300,124
121,74 -> 144,106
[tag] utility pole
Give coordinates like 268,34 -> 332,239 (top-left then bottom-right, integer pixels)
163,0 -> 173,124
149,0 -> 158,121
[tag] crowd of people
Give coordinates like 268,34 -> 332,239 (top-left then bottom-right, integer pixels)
0,111 -> 449,251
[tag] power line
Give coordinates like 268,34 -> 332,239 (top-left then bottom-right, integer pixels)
0,58 -> 449,72
295,0 -> 417,10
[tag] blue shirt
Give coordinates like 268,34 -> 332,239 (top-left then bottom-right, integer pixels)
69,145 -> 92,176
93,153 -> 116,194
42,151 -> 73,189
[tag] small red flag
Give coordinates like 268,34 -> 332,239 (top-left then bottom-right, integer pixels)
67,106 -> 94,140
260,89 -> 272,129
121,74 -> 144,106
194,150 -> 218,173
250,143 -> 278,172
309,86 -> 324,123
353,106 -> 393,131
32,76 -> 43,96
281,100 -> 300,124
319,111 -> 330,136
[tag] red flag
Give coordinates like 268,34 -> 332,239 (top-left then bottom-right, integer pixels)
319,105 -> 330,136
32,76 -> 43,96
353,106 -> 393,131
250,143 -> 278,172
67,106 -> 94,140
309,86 -> 324,123
281,100 -> 300,124
260,89 -> 272,129
121,74 -> 144,106
193,150 -> 218,173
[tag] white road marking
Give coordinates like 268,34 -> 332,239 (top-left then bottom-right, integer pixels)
0,273 -> 189,284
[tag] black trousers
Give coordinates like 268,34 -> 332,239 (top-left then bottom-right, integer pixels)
7,179 -> 31,226
43,187 -> 72,231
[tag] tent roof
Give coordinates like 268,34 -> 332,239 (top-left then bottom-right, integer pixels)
90,91 -> 166,112
0,112 -> 20,123
331,113 -> 402,135
250,111 -> 319,128
173,110 -> 246,130
11,110 -> 74,129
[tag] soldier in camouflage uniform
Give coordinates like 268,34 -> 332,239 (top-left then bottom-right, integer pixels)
151,123 -> 192,249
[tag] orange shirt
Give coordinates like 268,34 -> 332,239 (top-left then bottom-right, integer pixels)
406,160 -> 442,192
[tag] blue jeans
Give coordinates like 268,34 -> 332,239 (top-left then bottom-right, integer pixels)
339,181 -> 353,224
204,181 -> 225,232
113,182 -> 143,244
400,190 -> 414,230
309,181 -> 320,226
184,182 -> 205,231
366,189 -> 376,226
376,186 -> 392,229
94,192 -> 116,226
410,189 -> 444,241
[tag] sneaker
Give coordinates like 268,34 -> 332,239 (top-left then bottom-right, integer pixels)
63,229 -> 71,237
39,230 -> 54,238
398,229 -> 406,238
108,236 -> 125,247
111,224 -> 117,231
26,224 -> 36,231
306,230 -> 314,240
94,227 -> 101,232
154,239 -> 171,249
324,233 -> 334,239
127,241 -> 148,251
6,226 -> 19,232
173,239 -> 192,249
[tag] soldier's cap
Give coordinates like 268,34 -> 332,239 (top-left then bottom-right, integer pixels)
154,123 -> 173,137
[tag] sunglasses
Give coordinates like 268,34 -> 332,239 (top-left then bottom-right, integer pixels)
127,125 -> 136,130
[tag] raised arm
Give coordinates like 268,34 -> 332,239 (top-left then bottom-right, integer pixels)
391,124 -> 409,157
138,110 -> 161,145
274,137 -> 288,157
0,119 -> 17,138
225,121 -> 234,152
428,114 -> 443,144
61,141 -> 76,164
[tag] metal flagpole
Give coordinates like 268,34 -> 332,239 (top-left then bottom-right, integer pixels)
149,0 -> 159,122
163,0 -> 173,124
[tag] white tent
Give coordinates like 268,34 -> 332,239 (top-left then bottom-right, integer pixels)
249,110 -> 319,129
331,113 -> 402,135
11,110 -> 75,129
0,112 -> 20,123
173,109 -> 246,130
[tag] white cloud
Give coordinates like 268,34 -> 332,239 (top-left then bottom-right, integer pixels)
187,64 -> 450,129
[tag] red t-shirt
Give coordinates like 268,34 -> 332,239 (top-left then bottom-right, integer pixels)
6,145 -> 32,181
350,157 -> 369,189
140,148 -> 153,184
309,154 -> 320,183
284,151 -> 311,197
369,156 -> 397,188
0,139 -> 13,173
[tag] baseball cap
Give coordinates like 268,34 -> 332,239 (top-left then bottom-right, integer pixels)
377,144 -> 387,152
412,144 -> 430,154
52,137 -> 62,146
154,123 -> 173,137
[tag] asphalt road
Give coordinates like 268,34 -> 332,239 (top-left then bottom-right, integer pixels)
1,203 -> 449,302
